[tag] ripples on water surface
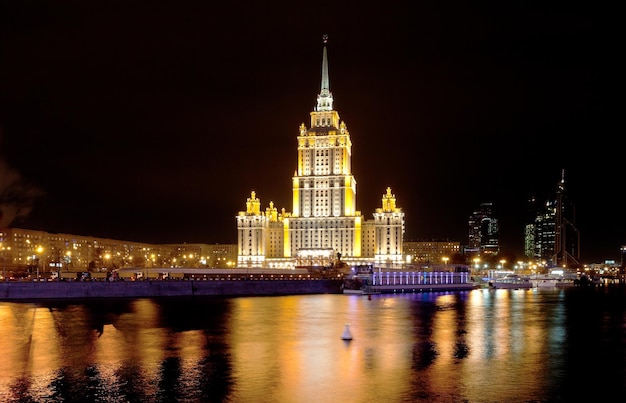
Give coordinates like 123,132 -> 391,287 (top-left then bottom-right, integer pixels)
1,286 -> 625,402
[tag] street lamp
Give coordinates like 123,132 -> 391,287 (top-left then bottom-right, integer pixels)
65,251 -> 72,274
473,258 -> 480,272
36,246 -> 43,280
0,243 -> 5,280
500,259 -> 506,272
442,257 -> 449,271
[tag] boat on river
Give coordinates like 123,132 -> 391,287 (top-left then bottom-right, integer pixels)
530,274 -> 575,288
490,274 -> 533,289
531,274 -> 561,288
530,269 -> 577,288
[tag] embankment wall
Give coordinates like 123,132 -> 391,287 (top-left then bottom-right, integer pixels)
0,279 -> 343,300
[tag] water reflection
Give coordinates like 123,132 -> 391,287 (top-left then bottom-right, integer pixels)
1,287 -> 624,402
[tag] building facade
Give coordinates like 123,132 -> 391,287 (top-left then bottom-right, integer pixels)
403,240 -> 461,268
468,202 -> 499,255
525,170 -> 580,268
0,227 -> 239,278
236,38 -> 405,269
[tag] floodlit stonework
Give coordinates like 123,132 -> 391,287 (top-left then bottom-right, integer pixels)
237,38 -> 405,269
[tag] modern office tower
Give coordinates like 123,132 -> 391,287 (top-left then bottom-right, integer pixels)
533,198 -> 556,264
524,196 -> 539,259
526,170 -> 580,268
553,170 -> 580,267
468,202 -> 499,255
236,37 -> 404,269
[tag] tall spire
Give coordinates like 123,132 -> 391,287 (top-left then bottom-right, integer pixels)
316,34 -> 333,112
320,35 -> 330,94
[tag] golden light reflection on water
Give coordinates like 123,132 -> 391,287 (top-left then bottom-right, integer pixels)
0,288 -> 610,402
426,289 -> 558,399
227,295 -> 418,402
94,324 -> 127,363
225,291 -> 571,402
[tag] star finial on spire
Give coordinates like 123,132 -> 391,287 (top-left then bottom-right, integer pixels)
316,35 -> 333,111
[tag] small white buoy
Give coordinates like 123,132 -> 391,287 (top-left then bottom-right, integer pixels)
341,323 -> 353,341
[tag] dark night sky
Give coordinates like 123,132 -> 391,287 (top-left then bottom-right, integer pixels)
0,1 -> 620,263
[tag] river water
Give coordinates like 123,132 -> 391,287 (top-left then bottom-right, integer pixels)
1,286 -> 624,402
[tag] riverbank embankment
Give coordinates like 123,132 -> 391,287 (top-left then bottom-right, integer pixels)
0,279 -> 343,300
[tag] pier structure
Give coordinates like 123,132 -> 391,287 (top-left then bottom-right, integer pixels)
371,270 -> 471,287
344,270 -> 475,294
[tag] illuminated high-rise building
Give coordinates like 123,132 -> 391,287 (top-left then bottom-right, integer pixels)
525,170 -> 580,268
236,36 -> 404,269
468,202 -> 499,255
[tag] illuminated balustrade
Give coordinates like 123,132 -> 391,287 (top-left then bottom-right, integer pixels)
371,271 -> 470,286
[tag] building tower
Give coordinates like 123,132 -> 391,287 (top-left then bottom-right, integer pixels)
236,36 -> 404,269
524,196 -> 539,259
533,196 -> 556,266
551,170 -> 580,268
285,35 -> 363,265
527,170 -> 581,269
236,191 -> 268,267
468,202 -> 499,255
373,187 -> 405,267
